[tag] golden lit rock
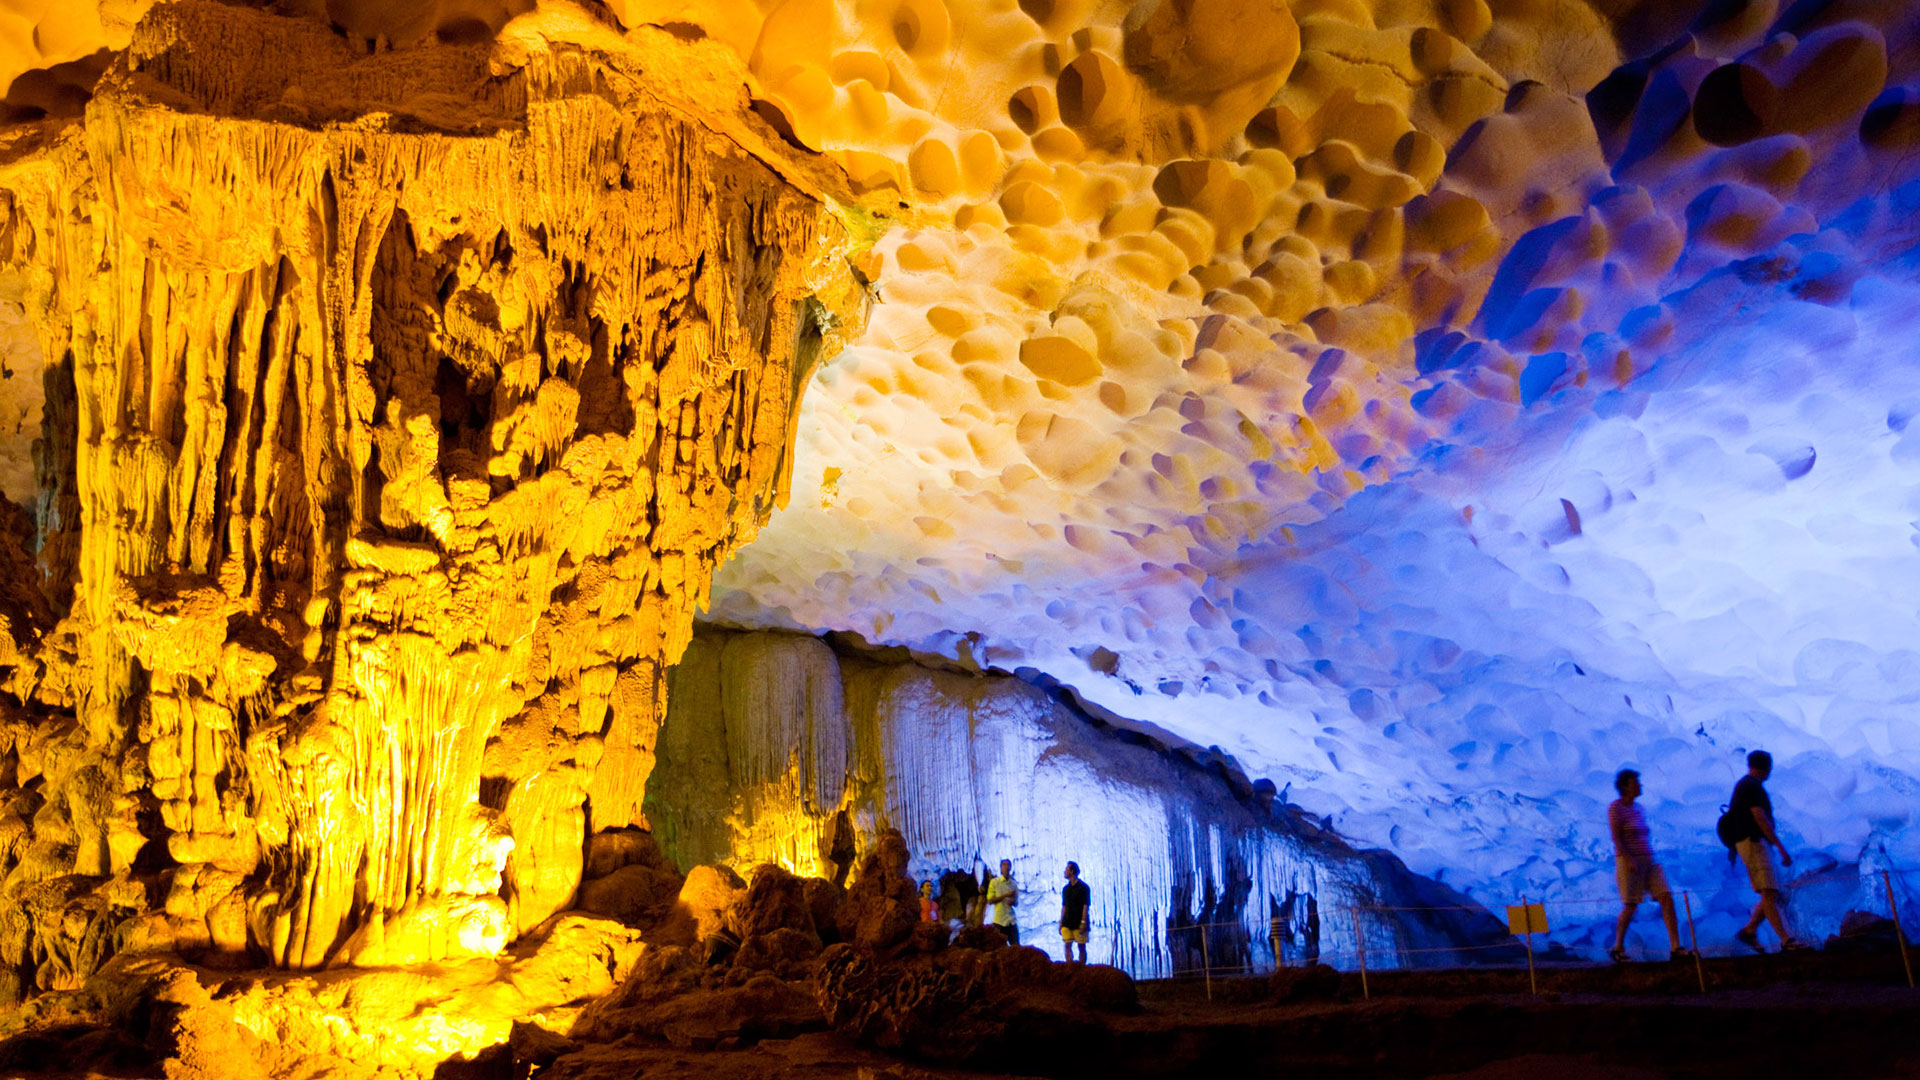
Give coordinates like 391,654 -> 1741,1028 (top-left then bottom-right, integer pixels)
0,0 -> 1915,1074
0,0 -> 860,992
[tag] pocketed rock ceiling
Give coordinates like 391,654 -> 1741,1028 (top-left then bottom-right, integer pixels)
1,0 -> 1918,924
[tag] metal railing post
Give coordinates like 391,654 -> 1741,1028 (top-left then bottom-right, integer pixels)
1521,894 -> 1537,996
1886,870 -> 1914,989
1200,923 -> 1213,1001
1353,906 -> 1370,1000
1682,890 -> 1706,994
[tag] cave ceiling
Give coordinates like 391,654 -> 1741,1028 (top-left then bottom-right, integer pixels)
1,0 -> 1917,902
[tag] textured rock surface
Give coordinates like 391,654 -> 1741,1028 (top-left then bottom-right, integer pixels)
650,627 -> 1510,974
812,937 -> 1137,1067
553,828 -> 1143,1075
648,0 -> 1920,944
1,912 -> 645,1079
0,0 -> 860,996
0,0 -> 1914,1003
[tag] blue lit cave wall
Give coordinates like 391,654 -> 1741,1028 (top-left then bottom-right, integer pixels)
647,627 -> 1511,974
705,0 -> 1920,959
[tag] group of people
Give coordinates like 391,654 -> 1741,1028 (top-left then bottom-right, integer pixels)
918,860 -> 1094,963
1608,749 -> 1811,960
901,748 -> 1803,973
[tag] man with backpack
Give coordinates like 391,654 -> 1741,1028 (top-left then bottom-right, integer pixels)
1722,750 -> 1810,953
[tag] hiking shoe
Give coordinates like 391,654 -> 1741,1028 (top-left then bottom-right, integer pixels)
1781,939 -> 1814,953
1735,928 -> 1764,953
1670,946 -> 1695,962
1608,946 -> 1630,964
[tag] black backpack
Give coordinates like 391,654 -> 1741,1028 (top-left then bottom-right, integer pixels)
1715,804 -> 1742,854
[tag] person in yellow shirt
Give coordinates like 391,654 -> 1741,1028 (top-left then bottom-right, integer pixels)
987,859 -> 1019,945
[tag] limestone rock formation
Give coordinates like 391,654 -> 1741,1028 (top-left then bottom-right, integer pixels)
812,931 -> 1139,1067
649,627 -> 1510,974
663,0 -> 1920,946
0,0 -> 1911,1025
1,911 -> 647,1079
0,0 -> 861,997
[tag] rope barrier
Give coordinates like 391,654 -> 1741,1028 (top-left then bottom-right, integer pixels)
1354,902 -> 1489,913
1394,940 -> 1529,955
1140,868 -> 1918,994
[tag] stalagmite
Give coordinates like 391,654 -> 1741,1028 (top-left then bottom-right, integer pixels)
0,0 -> 860,993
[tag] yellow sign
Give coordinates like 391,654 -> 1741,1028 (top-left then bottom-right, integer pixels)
1507,903 -> 1548,935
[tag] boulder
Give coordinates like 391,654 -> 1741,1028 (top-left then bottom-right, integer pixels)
1058,960 -> 1138,1011
985,943 -> 1054,984
911,919 -> 951,954
576,862 -> 682,929
582,828 -> 674,881
734,863 -> 819,940
813,938 -> 1136,1065
734,926 -> 824,977
835,829 -> 920,952
575,960 -> 823,1048
803,876 -> 846,944
1268,961 -> 1341,1003
651,864 -> 745,946
511,914 -> 647,1004
1824,910 -> 1902,953
951,923 -> 1010,952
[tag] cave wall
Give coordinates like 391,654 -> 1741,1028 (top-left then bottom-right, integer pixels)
0,0 -> 1913,987
649,626 -> 1508,976
0,1 -> 859,997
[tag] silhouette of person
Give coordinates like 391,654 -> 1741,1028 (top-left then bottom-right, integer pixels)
1060,861 -> 1090,964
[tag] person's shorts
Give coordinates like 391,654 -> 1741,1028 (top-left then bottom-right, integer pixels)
1615,856 -> 1670,904
1737,838 -> 1779,892
996,922 -> 1019,946
1060,925 -> 1088,944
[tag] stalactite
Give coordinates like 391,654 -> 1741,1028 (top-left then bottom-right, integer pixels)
0,0 -> 861,994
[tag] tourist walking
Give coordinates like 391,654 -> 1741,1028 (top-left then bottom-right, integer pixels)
1060,861 -> 1090,964
919,879 -> 939,923
1724,750 -> 1809,952
1607,768 -> 1690,962
987,859 -> 1019,945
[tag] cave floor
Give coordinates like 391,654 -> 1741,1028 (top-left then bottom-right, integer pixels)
1124,948 -> 1920,1079
4,949 -> 1917,1080
542,973 -> 1920,1080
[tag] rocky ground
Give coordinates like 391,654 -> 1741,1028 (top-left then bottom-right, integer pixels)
2,833 -> 1915,1080
7,951 -> 1917,1079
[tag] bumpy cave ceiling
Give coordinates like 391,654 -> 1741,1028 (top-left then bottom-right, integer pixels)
3,0 -> 1919,914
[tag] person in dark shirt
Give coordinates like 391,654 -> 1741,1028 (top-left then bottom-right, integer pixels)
1729,750 -> 1808,952
1059,861 -> 1090,964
